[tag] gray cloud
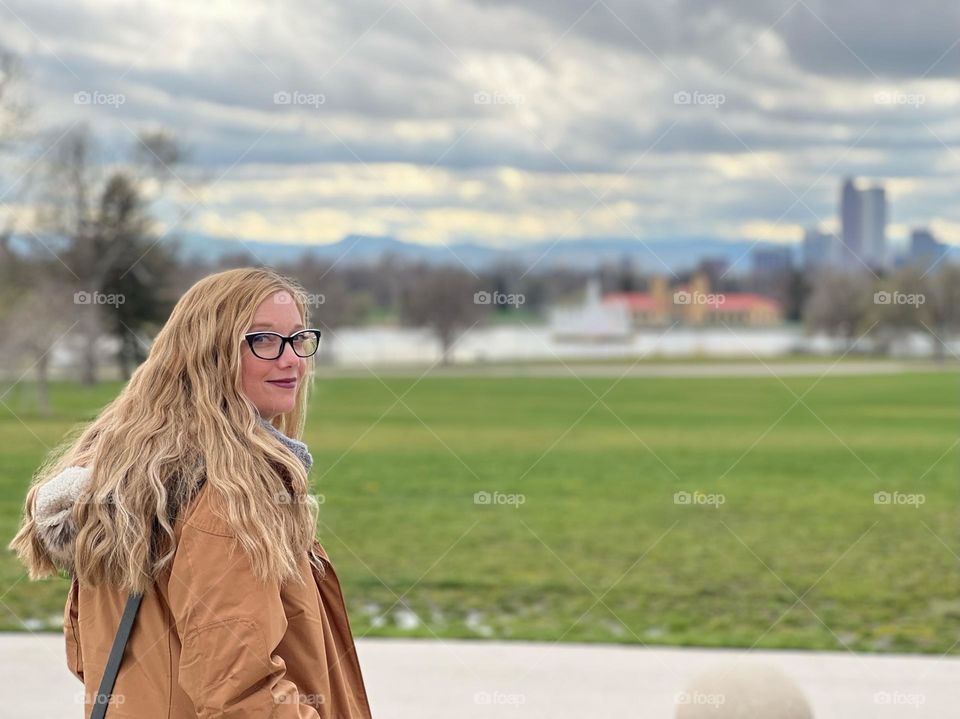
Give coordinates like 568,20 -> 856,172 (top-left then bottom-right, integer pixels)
771,1 -> 960,79
3,0 -> 958,246
481,0 -> 960,78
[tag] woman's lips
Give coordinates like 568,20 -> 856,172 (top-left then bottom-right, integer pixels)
267,378 -> 297,389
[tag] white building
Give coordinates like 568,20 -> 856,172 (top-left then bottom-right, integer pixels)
547,279 -> 632,342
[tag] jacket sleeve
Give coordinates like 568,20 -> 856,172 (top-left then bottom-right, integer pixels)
167,521 -> 321,719
63,575 -> 84,682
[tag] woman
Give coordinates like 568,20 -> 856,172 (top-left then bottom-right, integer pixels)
9,267 -> 373,718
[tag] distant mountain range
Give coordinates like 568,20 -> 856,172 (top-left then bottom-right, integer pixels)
173,232 -> 804,275
10,230 -> 952,275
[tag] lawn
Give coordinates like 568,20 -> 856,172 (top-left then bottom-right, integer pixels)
0,369 -> 957,654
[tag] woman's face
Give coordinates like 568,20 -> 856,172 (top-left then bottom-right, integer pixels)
240,290 -> 308,420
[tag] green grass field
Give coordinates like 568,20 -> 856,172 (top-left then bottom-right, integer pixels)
1,370 -> 957,654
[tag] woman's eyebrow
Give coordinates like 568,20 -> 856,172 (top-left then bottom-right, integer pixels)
249,322 -> 306,331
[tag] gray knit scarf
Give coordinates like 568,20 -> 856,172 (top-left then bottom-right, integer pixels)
257,414 -> 313,473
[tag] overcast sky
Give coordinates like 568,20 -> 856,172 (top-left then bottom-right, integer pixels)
4,0 -> 960,250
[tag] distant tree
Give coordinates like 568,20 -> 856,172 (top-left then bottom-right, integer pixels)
33,124 -> 186,384
803,270 -> 873,351
783,268 -> 812,323
866,268 -> 931,355
399,265 -> 484,364
926,265 -> 960,362
0,47 -> 74,412
131,128 -> 184,185
0,270 -> 81,415
93,173 -> 178,379
533,267 -> 592,308
358,254 -> 407,315
485,261 -> 526,318
33,126 -> 103,385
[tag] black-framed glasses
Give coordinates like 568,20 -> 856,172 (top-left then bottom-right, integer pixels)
243,329 -> 321,360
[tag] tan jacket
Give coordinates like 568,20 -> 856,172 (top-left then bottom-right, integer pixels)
61,481 -> 373,718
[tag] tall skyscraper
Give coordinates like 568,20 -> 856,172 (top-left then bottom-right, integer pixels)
838,178 -> 887,271
802,228 -> 835,271
860,186 -> 887,269
840,178 -> 862,270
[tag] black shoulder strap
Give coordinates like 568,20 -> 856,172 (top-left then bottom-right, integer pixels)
89,591 -> 143,719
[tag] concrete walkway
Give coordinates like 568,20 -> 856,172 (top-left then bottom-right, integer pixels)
2,634 -> 957,717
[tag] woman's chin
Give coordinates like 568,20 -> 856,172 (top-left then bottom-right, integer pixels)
263,401 -> 295,418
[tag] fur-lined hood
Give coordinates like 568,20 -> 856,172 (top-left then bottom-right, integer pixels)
34,415 -> 314,574
34,465 -> 91,575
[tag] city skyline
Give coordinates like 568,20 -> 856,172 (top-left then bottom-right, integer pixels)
802,176 -> 947,274
3,1 -> 960,253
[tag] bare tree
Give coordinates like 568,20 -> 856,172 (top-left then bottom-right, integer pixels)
30,124 -> 186,384
866,268 -> 931,355
927,265 -> 960,361
132,128 -> 184,183
0,271 -> 81,415
399,265 -> 484,364
346,253 -> 408,317
30,126 -> 101,384
803,270 -> 873,352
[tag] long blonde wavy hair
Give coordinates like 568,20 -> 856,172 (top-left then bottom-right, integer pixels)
10,267 -> 322,593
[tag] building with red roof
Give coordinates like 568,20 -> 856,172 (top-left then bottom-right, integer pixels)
603,272 -> 783,327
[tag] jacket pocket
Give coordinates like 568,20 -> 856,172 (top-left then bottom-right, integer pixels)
63,576 -> 84,682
